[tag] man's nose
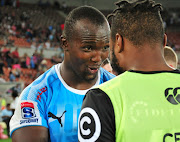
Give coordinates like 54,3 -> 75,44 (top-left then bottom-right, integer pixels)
91,50 -> 102,63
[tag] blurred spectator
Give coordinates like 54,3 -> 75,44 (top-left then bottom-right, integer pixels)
13,84 -> 21,94
0,53 -> 4,75
0,96 -> 6,110
5,51 -> 13,69
20,53 -> 27,68
25,54 -> 31,68
1,104 -> 13,136
1,47 -> 9,53
39,59 -> 47,72
51,54 -> 63,64
49,33 -> 54,41
12,63 -> 21,70
30,54 -> 37,69
20,53 -> 31,68
0,74 -> 6,83
9,70 -> 16,82
37,43 -> 44,51
10,90 -> 19,113
31,51 -> 38,69
45,39 -> 51,49
11,47 -> 20,64
36,50 -> 44,67
30,41 -> 37,49
12,67 -> 21,79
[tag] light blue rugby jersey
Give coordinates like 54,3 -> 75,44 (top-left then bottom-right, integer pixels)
10,63 -> 115,142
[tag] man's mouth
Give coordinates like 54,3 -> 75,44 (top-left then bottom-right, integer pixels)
88,67 -> 99,74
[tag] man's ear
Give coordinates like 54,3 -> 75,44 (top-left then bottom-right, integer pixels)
116,33 -> 124,53
61,35 -> 68,51
163,34 -> 167,47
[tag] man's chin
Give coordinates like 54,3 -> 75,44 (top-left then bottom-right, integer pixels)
85,73 -> 98,81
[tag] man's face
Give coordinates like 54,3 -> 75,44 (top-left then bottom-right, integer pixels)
65,19 -> 110,81
110,38 -> 125,75
7,105 -> 11,110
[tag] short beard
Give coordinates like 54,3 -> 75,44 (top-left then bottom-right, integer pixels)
111,47 -> 125,75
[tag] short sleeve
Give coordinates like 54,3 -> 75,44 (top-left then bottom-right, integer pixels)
78,88 -> 115,142
9,86 -> 49,136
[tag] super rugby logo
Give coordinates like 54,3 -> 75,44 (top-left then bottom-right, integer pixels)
165,87 -> 180,105
21,102 -> 36,119
78,107 -> 101,142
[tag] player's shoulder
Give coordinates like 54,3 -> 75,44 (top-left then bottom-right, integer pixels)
21,65 -> 59,98
32,65 -> 59,87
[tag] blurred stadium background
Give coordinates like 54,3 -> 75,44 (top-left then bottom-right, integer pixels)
0,0 -> 180,140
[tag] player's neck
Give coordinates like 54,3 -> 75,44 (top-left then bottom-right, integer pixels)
127,48 -> 174,71
60,63 -> 98,90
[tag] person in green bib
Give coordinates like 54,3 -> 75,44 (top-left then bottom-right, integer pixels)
78,0 -> 180,142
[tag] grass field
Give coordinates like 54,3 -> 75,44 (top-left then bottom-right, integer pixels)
0,138 -> 11,142
0,129 -> 11,142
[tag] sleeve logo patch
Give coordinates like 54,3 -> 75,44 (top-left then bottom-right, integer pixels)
21,102 -> 36,119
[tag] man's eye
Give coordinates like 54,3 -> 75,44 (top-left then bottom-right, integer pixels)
83,46 -> 92,51
103,46 -> 109,50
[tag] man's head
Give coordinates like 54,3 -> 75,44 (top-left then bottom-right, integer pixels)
12,90 -> 18,99
164,46 -> 178,68
61,6 -> 110,81
6,103 -> 11,110
108,0 -> 165,74
63,6 -> 109,41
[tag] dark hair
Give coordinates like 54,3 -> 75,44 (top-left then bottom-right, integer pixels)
6,103 -> 10,107
63,6 -> 107,41
12,90 -> 18,98
108,0 -> 164,47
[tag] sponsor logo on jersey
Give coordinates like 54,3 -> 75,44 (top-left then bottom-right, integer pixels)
165,87 -> 180,105
21,102 -> 36,119
48,111 -> 66,127
78,107 -> 101,142
163,132 -> 180,142
20,118 -> 39,124
37,86 -> 47,102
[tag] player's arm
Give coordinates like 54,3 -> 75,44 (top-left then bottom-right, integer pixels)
12,126 -> 50,142
10,100 -> 49,142
78,88 -> 115,142
10,90 -> 49,141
